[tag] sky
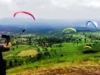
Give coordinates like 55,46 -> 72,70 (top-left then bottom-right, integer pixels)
0,0 -> 100,20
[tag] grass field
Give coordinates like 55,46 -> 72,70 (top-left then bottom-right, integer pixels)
2,32 -> 100,75
5,41 -> 100,75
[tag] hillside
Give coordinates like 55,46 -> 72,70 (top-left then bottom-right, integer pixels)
2,31 -> 100,75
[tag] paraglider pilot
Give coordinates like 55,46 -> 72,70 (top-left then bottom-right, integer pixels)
0,35 -> 11,75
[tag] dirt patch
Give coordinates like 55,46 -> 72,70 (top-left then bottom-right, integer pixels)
17,49 -> 38,57
9,65 -> 100,75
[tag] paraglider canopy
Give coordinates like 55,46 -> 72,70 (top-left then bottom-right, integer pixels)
86,21 -> 98,28
62,28 -> 76,34
13,11 -> 36,33
13,11 -> 35,20
83,46 -> 92,49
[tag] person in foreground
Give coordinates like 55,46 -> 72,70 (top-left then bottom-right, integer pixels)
0,35 -> 11,75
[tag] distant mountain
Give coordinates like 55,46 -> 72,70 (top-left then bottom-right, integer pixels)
0,18 -> 99,33
75,27 -> 97,32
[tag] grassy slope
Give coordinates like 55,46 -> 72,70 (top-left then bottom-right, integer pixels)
5,32 -> 100,74
3,45 -> 34,58
7,42 -> 100,74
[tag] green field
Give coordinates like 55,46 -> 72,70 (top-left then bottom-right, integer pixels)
3,32 -> 100,75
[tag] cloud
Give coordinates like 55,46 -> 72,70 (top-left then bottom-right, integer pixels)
83,1 -> 100,8
50,0 -> 79,8
0,0 -> 100,20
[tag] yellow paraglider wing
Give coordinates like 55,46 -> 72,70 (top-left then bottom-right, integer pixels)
62,28 -> 76,33
83,46 -> 92,49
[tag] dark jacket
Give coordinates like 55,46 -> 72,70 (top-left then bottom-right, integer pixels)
0,46 -> 10,75
0,46 -> 10,59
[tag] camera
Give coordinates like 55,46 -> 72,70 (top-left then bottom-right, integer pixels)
1,35 -> 11,44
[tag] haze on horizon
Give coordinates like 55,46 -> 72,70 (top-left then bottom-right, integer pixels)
0,0 -> 100,20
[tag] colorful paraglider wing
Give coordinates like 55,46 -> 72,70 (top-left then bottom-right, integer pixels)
86,21 -> 98,28
13,11 -> 35,20
62,28 -> 76,33
83,46 -> 92,49
92,21 -> 98,27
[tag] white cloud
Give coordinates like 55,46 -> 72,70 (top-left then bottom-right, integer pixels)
0,0 -> 100,20
83,1 -> 100,8
0,0 -> 12,4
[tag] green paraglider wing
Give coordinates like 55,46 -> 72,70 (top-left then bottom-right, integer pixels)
83,46 -> 92,49
62,28 -> 76,33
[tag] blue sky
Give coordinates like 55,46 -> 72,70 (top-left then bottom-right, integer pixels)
0,0 -> 100,20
